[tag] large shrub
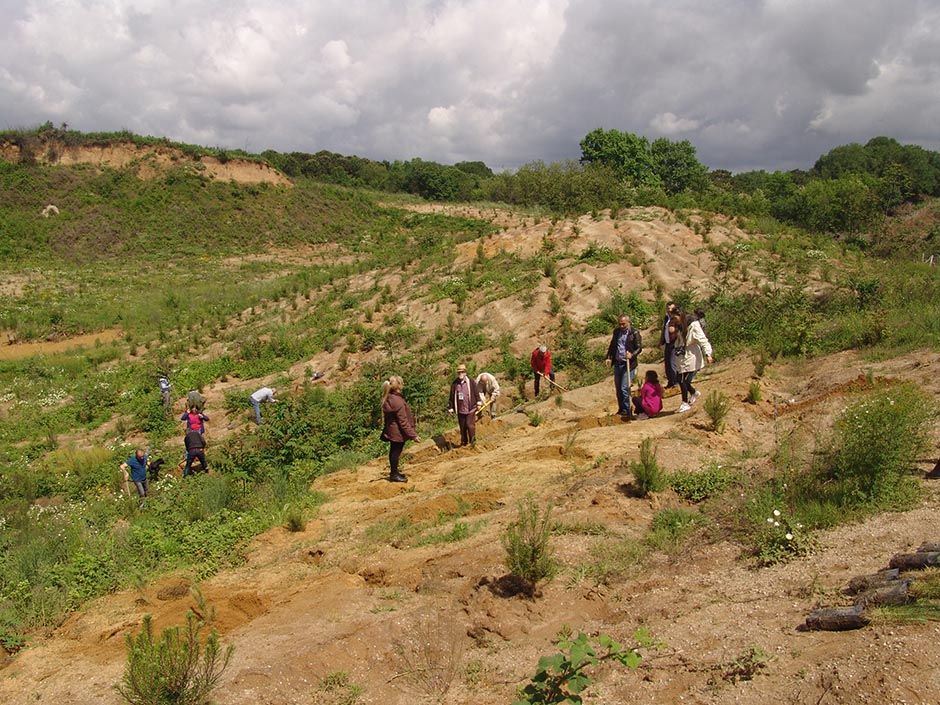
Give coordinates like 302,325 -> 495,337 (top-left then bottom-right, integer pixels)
821,382 -> 934,505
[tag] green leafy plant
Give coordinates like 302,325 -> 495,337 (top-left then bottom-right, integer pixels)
502,496 -> 557,594
316,670 -> 364,705
646,507 -> 707,553
752,508 -> 816,566
716,645 -> 770,684
512,627 -> 653,704
630,437 -> 666,496
115,610 -> 233,705
821,383 -> 933,504
669,462 -> 735,503
703,390 -> 731,433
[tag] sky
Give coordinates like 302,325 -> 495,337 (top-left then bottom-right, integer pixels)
1,0 -> 939,174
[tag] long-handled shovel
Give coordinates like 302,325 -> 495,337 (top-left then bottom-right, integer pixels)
538,371 -> 570,393
475,398 -> 494,418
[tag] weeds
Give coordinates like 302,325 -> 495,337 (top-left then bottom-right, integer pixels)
392,610 -> 463,701
669,462 -> 736,503
745,381 -> 762,404
115,611 -> 233,705
646,507 -> 707,553
630,437 -> 666,496
316,671 -> 364,705
703,390 -> 731,433
502,496 -> 557,593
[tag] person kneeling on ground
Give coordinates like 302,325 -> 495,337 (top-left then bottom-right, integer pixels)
632,369 -> 664,420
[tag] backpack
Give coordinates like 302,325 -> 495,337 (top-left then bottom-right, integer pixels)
187,412 -> 203,431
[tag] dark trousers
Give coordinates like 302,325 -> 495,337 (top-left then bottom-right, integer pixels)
457,412 -> 476,446
184,450 -> 207,476
680,371 -> 698,403
664,344 -> 679,386
533,371 -> 555,395
388,441 -> 405,476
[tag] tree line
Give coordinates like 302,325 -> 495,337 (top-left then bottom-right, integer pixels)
261,131 -> 940,244
5,124 -> 940,245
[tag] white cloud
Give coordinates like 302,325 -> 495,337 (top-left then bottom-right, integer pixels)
650,112 -> 700,135
0,0 -> 937,172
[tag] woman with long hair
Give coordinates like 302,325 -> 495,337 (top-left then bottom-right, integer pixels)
676,311 -> 714,413
381,375 -> 420,482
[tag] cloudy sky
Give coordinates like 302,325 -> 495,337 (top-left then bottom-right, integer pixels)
1,0 -> 938,173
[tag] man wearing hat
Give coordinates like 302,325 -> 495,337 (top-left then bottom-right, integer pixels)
448,363 -> 483,446
530,344 -> 555,397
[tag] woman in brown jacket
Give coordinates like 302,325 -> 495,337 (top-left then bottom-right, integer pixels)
381,376 -> 420,483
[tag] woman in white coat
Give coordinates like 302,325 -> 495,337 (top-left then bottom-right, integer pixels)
677,311 -> 713,413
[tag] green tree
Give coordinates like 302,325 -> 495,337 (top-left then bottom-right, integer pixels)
579,128 -> 659,186
650,138 -> 708,194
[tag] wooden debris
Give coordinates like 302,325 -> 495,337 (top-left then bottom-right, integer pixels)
804,605 -> 870,631
888,551 -> 940,571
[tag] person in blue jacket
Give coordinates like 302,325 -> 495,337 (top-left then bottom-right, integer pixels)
120,448 -> 150,498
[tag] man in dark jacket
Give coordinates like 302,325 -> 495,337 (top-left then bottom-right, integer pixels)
183,429 -> 208,476
448,363 -> 483,446
605,315 -> 642,417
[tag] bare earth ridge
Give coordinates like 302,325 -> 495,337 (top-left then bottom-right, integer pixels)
2,206 -> 940,705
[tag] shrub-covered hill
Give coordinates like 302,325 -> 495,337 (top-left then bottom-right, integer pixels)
3,144 -> 940,704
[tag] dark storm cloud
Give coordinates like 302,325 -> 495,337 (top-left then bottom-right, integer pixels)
0,0 -> 937,173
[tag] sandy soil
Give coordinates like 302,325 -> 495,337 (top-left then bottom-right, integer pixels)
3,207 -> 940,705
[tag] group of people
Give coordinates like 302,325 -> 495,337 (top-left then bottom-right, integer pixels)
602,303 -> 714,418
148,308 -> 712,488
381,304 -> 714,483
658,302 -> 714,414
380,366 -> 502,483
124,384 -> 214,498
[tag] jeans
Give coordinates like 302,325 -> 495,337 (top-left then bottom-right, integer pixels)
664,344 -> 679,386
613,362 -> 635,414
184,450 -> 207,476
132,479 -> 149,497
680,370 -> 698,403
250,397 -> 263,424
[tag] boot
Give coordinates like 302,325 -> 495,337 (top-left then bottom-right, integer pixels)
926,461 -> 940,480
389,472 -> 408,483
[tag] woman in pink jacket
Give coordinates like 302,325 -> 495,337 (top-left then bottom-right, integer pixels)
381,376 -> 420,483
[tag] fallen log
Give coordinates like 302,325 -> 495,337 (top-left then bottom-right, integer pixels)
855,579 -> 912,608
846,568 -> 900,595
888,552 -> 940,571
804,605 -> 870,632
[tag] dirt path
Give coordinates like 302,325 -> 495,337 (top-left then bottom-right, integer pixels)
3,349 -> 940,705
0,328 -> 122,361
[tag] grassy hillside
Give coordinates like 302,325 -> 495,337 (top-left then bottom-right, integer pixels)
1,147 -> 940,690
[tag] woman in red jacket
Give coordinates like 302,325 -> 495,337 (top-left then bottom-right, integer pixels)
381,376 -> 421,483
